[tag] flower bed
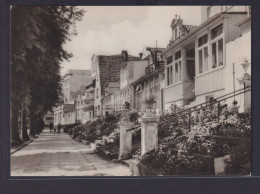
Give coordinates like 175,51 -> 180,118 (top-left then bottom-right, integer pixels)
137,108 -> 251,175
96,111 -> 141,160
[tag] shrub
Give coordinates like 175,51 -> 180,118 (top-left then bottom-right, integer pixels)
224,140 -> 251,175
63,123 -> 79,133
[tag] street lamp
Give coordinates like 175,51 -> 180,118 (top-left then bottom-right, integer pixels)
241,59 -> 250,74
237,59 -> 251,88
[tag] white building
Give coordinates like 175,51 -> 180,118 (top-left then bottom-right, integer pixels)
161,6 -> 250,111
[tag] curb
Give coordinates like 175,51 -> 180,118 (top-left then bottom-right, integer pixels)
11,138 -> 34,155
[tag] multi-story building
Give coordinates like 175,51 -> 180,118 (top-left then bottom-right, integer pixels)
225,15 -> 251,112
131,47 -> 165,114
102,82 -> 120,115
62,69 -> 91,104
63,104 -> 76,125
161,6 -> 250,111
54,69 -> 91,125
54,103 -> 75,126
113,52 -> 149,112
75,82 -> 95,123
91,51 -> 138,117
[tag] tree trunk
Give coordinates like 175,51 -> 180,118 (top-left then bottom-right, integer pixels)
10,102 -> 23,146
29,110 -> 35,137
21,109 -> 30,141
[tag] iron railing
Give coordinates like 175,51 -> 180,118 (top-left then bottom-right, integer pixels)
168,86 -> 251,132
145,62 -> 164,74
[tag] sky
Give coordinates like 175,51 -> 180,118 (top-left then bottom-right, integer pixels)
61,6 -> 202,75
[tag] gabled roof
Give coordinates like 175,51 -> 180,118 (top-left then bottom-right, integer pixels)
161,13 -> 222,55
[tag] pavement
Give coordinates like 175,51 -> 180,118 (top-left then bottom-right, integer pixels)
11,128 -> 131,176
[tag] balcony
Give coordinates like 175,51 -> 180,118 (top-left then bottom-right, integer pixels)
145,62 -> 164,74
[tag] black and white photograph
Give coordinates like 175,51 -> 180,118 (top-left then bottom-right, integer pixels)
10,6 -> 251,176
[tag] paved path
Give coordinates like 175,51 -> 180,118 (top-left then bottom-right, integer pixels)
11,128 -> 131,176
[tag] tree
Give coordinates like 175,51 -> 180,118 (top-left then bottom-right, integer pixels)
11,6 -> 84,145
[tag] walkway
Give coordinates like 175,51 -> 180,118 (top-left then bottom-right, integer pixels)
11,128 -> 131,176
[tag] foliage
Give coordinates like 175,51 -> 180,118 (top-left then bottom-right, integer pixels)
10,6 -> 84,143
128,111 -> 140,123
63,123 -> 79,133
140,149 -> 214,175
224,140 -> 251,175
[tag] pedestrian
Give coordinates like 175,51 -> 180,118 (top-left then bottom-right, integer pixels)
49,122 -> 54,134
57,122 -> 61,134
54,126 -> 56,134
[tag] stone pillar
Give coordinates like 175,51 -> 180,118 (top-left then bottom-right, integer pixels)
139,111 -> 159,156
119,120 -> 133,159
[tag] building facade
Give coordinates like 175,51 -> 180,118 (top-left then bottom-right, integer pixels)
75,82 -> 95,124
113,54 -> 149,112
132,47 -> 165,114
91,51 -> 139,117
62,69 -> 91,104
161,6 -> 250,111
102,82 -> 120,115
225,16 -> 251,112
54,103 -> 76,126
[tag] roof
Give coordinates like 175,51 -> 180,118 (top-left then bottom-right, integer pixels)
97,54 -> 138,97
161,13 -> 222,55
162,12 -> 247,55
182,25 -> 197,33
63,69 -> 91,78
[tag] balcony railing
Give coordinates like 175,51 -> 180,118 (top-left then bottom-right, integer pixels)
145,62 -> 164,74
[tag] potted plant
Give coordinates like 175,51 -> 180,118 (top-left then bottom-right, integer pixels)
144,94 -> 156,109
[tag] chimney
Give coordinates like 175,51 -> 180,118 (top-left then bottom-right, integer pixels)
122,50 -> 128,61
139,53 -> 143,60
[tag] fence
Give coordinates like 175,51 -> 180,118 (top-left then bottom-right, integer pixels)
168,86 -> 251,132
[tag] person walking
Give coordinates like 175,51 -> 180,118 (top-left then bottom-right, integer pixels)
49,122 -> 54,134
57,122 -> 61,134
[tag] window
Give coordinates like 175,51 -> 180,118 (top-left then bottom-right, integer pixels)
166,50 -> 182,86
175,61 -> 181,83
198,34 -> 208,47
211,39 -> 223,68
212,42 -> 217,68
175,50 -> 181,60
197,23 -> 224,75
198,34 -> 209,74
199,50 -> 203,74
167,66 -> 173,86
167,56 -> 173,65
204,47 -> 209,71
218,39 -> 223,66
211,24 -> 223,40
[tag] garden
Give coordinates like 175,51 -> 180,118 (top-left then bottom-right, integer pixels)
133,103 -> 251,176
64,100 -> 251,176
